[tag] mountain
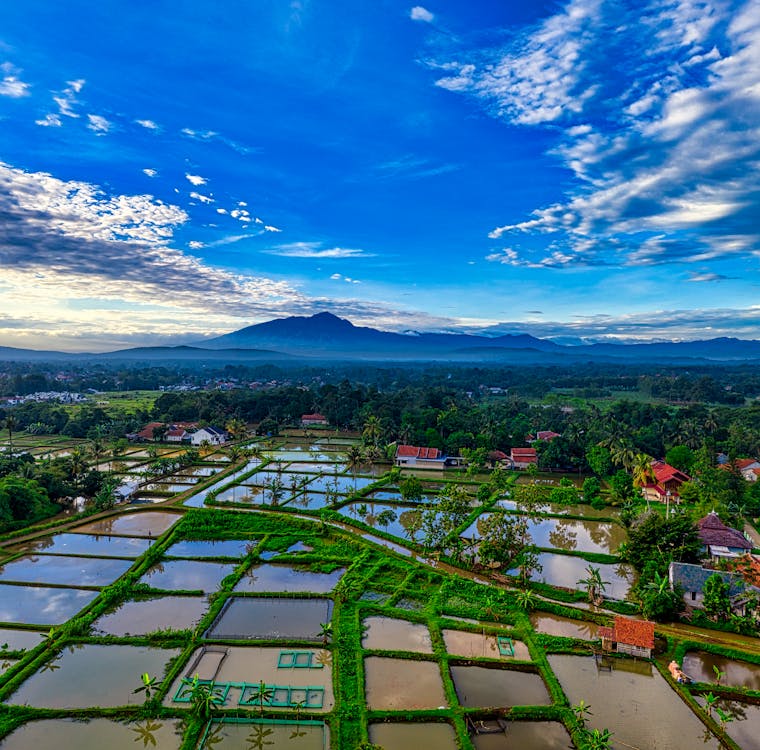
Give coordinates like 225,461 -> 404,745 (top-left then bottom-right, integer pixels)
4,314 -> 760,364
198,311 -> 562,359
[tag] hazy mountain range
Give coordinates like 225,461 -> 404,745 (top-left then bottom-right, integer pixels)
4,312 -> 760,364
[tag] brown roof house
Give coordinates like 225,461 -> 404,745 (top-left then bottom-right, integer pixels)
697,511 -> 752,559
510,447 -> 537,469
598,616 -> 655,659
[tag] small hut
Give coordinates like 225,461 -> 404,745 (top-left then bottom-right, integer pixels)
597,616 -> 655,659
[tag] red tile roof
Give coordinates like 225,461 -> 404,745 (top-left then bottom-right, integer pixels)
698,511 -> 752,550
613,616 -> 655,649
536,430 -> 560,441
396,445 -> 442,459
137,422 -> 164,439
488,450 -> 509,461
651,460 -> 690,485
733,458 -> 760,471
511,448 -> 537,458
301,413 -> 327,421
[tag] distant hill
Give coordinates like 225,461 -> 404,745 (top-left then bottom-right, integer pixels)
3,313 -> 760,364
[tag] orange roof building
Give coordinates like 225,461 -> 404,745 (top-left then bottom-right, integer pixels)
599,616 -> 655,658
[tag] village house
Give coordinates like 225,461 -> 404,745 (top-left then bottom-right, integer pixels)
726,458 -> 760,482
301,413 -> 328,427
510,447 -> 537,469
129,421 -> 165,442
668,561 -> 759,617
528,430 -> 560,443
190,426 -> 228,447
641,460 -> 690,504
697,511 -> 752,559
394,444 -> 463,468
598,616 -> 655,659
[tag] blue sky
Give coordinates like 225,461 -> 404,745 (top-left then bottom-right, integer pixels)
0,0 -> 759,350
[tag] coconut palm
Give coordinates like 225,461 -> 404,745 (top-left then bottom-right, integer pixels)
345,445 -> 364,490
225,418 -> 248,441
225,444 -> 243,463
2,414 -> 16,456
362,415 -> 382,447
631,453 -> 655,490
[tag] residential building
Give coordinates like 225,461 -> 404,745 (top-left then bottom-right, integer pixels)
697,511 -> 752,559
510,447 -> 537,469
393,444 -> 465,468
668,561 -> 758,617
301,413 -> 328,426
642,460 -> 690,504
190,426 -> 228,446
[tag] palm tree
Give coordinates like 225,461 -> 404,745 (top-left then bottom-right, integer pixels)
68,446 -> 88,490
362,415 -> 382,447
225,418 -> 248,441
225,445 -> 243,464
577,565 -> 609,605
3,414 -> 17,456
318,621 -> 333,645
631,453 -> 655,490
345,445 -> 364,491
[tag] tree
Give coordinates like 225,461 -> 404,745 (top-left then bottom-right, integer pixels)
2,414 -> 17,456
582,477 -> 601,503
248,679 -> 275,717
577,564 -> 609,605
624,510 -> 701,572
362,415 -> 382,447
477,513 -> 530,571
345,445 -> 364,491
177,674 -> 226,718
399,475 -> 423,503
609,470 -> 634,503
665,445 -> 695,474
631,453 -> 655,490
225,418 -> 248,440
586,445 -> 612,477
133,672 -> 159,702
638,566 -> 684,621
703,573 -> 732,621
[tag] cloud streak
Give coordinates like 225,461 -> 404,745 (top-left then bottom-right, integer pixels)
266,242 -> 373,258
431,0 -> 760,271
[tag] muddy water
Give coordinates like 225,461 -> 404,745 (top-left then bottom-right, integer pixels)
369,722 -> 458,750
139,560 -> 235,592
0,584 -> 98,625
10,533 -> 153,558
207,597 -> 334,640
697,697 -> 760,750
286,492 -> 331,510
549,655 -> 721,749
0,628 -> 44,651
0,718 -> 183,750
92,596 -> 208,636
682,650 -> 760,690
442,630 -> 530,660
214,486 -> 268,504
7,644 -> 180,708
363,617 -> 433,653
234,563 -> 345,593
472,721 -> 572,750
364,656 -> 448,710
200,721 -> 328,750
0,555 -> 132,587
511,552 -> 636,600
450,665 -> 550,708
464,514 -> 625,555
529,612 -> 600,640
176,466 -> 221,477
72,511 -> 181,537
166,539 -> 252,558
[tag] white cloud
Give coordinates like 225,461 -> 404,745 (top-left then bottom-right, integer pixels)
35,114 -> 62,127
0,72 -> 30,98
53,79 -> 85,118
330,273 -> 342,280
267,242 -> 370,258
135,119 -> 159,130
216,208 -> 228,214
188,241 -> 205,249
264,225 -> 282,233
86,114 -> 111,134
410,6 -> 434,23
185,173 -> 207,186
189,191 -> 214,204
330,272 -> 361,284
142,168 -> 157,178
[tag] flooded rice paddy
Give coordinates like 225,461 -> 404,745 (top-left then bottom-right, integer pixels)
71,511 -> 181,537
529,612 -> 600,639
7,644 -> 180,708
471,721 -> 572,750
0,584 -> 98,625
442,630 -> 530,660
450,665 -> 550,708
207,597 -> 334,640
165,539 -> 252,558
0,719 -> 183,750
364,656 -> 447,710
362,617 -> 432,653
139,560 -> 235,592
200,720 -> 328,750
682,650 -> 760,690
234,564 -> 345,594
0,555 -> 132,587
92,595 -> 209,636
369,722 -> 458,750
549,654 -> 722,749
0,628 -> 44,651
10,533 -> 152,558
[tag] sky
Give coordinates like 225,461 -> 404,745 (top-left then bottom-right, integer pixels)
0,0 -> 759,351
